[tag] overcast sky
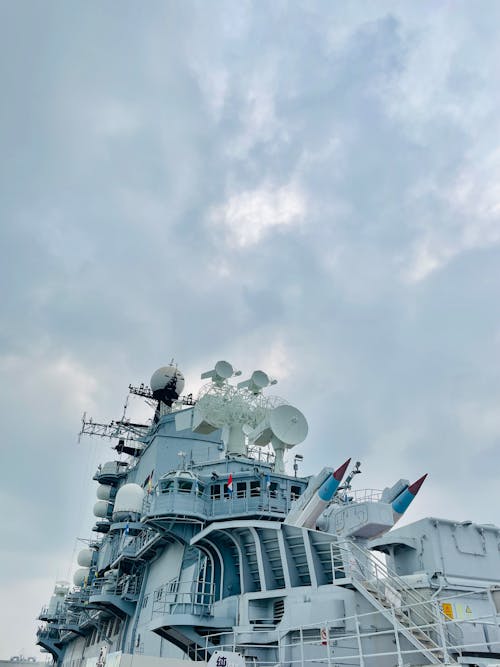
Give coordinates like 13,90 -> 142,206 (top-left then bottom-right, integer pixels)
2,0 -> 500,658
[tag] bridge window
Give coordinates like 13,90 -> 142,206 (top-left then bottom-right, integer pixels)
210,484 -> 221,500
236,482 -> 247,498
269,482 -> 279,498
290,485 -> 302,500
250,480 -> 261,497
177,479 -> 193,493
160,479 -> 174,493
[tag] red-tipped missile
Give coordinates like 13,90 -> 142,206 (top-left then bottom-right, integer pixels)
407,473 -> 427,496
287,459 -> 351,529
333,458 -> 351,481
318,459 -> 351,501
392,473 -> 427,518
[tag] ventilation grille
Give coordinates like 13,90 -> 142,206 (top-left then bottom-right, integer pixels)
273,598 -> 285,624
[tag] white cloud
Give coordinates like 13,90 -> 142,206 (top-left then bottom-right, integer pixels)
403,150 -> 500,283
210,184 -> 306,248
0,352 -> 99,420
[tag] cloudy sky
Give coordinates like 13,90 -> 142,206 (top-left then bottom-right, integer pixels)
2,0 -> 500,658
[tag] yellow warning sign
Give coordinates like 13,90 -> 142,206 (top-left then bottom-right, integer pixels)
466,605 -> 472,616
441,603 -> 454,619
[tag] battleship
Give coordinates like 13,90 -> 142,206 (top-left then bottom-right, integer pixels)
36,360 -> 500,667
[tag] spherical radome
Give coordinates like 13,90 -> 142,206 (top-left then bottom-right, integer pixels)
150,365 -> 185,394
73,568 -> 89,587
96,484 -> 112,501
93,500 -> 110,518
77,549 -> 93,568
112,483 -> 145,520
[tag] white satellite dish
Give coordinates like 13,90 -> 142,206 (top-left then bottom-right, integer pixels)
248,404 -> 308,473
269,404 -> 308,445
201,360 -> 239,385
238,370 -> 276,394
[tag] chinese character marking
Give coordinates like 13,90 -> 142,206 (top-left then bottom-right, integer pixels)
216,658 -> 227,666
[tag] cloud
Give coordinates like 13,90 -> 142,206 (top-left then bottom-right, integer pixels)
210,183 -> 306,247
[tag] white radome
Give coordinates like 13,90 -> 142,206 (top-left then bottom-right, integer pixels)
73,567 -> 89,587
96,484 -> 113,501
93,500 -> 110,518
150,365 -> 185,394
112,483 -> 145,520
77,548 -> 93,568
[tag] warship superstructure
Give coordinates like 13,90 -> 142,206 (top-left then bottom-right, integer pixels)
37,360 -> 500,667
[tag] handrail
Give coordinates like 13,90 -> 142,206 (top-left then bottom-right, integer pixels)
89,572 -> 143,599
151,578 -> 215,617
332,539 -> 462,655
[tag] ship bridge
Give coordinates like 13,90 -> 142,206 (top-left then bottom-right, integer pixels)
142,467 -> 307,530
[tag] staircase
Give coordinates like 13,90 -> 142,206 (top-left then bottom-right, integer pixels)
333,539 -> 461,665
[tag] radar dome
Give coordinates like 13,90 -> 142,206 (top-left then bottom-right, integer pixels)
73,568 -> 89,587
96,484 -> 113,501
77,549 -> 93,568
93,500 -> 111,519
150,365 -> 185,406
112,483 -> 145,521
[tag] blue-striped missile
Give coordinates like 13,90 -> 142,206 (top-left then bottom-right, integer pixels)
288,459 -> 351,529
392,474 -> 427,520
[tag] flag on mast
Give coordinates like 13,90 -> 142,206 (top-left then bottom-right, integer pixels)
227,473 -> 233,496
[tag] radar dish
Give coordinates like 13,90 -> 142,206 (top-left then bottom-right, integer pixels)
269,404 -> 308,445
201,360 -> 236,385
237,369 -> 271,394
214,360 -> 233,380
251,370 -> 269,390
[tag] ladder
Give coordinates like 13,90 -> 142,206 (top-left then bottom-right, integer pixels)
333,539 -> 461,665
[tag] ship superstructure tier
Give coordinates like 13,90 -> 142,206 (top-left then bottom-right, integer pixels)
37,360 -> 500,667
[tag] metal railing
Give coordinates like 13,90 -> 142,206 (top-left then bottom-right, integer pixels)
332,539 -> 463,662
143,490 -> 291,519
90,572 -> 143,600
194,597 -> 500,666
345,488 -> 383,503
121,528 -> 160,558
152,578 -> 215,618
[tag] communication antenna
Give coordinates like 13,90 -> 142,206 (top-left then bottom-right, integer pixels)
201,360 -> 241,386
177,451 -> 187,470
249,404 -> 308,473
237,370 -> 277,395
293,454 -> 304,478
338,461 -> 362,495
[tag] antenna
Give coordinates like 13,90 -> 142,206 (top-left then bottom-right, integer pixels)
338,461 -> 362,495
293,454 -> 304,478
177,451 -> 187,470
201,360 -> 241,385
237,370 -> 277,395
249,404 -> 308,473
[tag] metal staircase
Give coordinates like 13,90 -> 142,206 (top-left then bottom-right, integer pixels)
333,539 -> 461,665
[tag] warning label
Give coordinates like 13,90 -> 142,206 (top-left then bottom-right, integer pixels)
441,602 -> 454,619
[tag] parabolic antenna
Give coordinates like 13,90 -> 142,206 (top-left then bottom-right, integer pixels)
201,360 -> 238,385
249,404 -> 308,473
238,370 -> 274,394
269,404 -> 308,445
